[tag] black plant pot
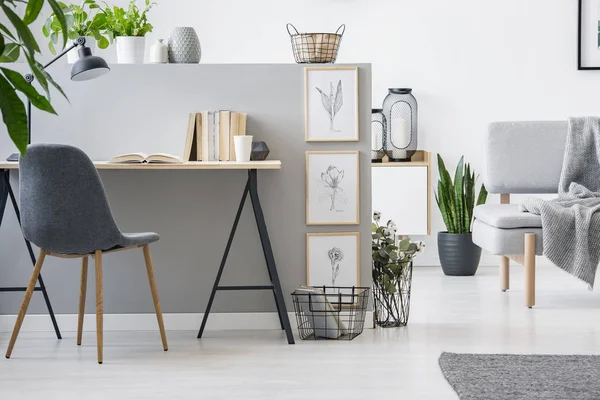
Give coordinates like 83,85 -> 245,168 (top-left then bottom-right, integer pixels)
437,232 -> 482,276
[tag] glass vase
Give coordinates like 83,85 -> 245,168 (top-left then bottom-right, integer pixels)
373,261 -> 413,327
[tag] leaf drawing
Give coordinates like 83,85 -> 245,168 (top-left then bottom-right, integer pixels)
315,79 -> 343,131
317,165 -> 347,211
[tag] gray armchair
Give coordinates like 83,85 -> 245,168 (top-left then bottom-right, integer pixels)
472,121 -> 568,308
5,144 -> 168,364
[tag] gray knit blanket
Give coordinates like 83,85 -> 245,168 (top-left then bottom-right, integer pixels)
520,117 -> 600,288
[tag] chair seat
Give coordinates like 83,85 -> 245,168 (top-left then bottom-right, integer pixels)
472,220 -> 543,255
119,232 -> 160,248
473,204 -> 542,229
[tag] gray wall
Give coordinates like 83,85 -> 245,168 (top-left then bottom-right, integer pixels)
0,63 -> 372,315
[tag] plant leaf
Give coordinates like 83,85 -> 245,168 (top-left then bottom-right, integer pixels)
1,68 -> 56,114
454,156 -> 465,233
0,23 -> 16,41
0,34 -> 4,57
23,0 -> 44,25
0,43 -> 20,62
315,86 -> 332,117
47,0 -> 69,48
333,79 -> 343,115
2,4 -> 40,54
0,72 -> 28,155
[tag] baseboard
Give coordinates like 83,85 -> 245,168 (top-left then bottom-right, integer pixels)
0,312 -> 375,333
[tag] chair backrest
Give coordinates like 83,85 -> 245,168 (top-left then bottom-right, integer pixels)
19,143 -> 122,254
485,121 -> 568,194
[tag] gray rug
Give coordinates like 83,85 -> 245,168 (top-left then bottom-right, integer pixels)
439,352 -> 600,400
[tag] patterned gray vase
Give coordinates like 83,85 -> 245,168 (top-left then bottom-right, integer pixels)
167,27 -> 201,63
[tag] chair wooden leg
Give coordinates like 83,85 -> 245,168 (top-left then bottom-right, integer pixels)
500,256 -> 510,292
94,250 -> 103,364
524,233 -> 536,308
77,256 -> 89,346
6,249 -> 48,359
142,244 -> 168,351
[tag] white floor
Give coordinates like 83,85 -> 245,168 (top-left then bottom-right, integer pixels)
3,265 -> 600,399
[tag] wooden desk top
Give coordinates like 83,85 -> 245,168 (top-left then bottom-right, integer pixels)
0,160 -> 282,171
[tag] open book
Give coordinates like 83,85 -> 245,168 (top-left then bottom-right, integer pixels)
109,153 -> 183,164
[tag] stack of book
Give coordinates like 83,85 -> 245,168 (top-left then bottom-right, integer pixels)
183,111 -> 248,162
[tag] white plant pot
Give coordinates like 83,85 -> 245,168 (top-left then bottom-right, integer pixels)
116,36 -> 145,64
234,136 -> 254,162
67,36 -> 96,64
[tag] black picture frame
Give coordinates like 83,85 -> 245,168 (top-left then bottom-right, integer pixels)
578,0 -> 600,70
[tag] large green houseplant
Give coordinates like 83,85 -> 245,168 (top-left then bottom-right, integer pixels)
42,0 -> 110,62
435,155 -> 488,276
0,0 -> 68,155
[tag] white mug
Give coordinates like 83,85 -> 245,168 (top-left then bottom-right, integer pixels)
234,135 -> 253,162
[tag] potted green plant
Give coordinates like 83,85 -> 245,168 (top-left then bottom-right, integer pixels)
42,0 -> 110,64
102,0 -> 155,64
372,211 -> 424,327
435,155 -> 488,276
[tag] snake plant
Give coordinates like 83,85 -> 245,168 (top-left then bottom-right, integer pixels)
435,154 -> 488,234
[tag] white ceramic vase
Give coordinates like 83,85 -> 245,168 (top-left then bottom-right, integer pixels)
148,38 -> 168,63
234,136 -> 254,162
67,36 -> 96,64
116,36 -> 145,64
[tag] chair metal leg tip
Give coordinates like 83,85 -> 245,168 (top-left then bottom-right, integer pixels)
501,289 -> 507,292
528,306 -> 533,309
5,356 -> 9,359
98,361 -> 102,364
164,348 -> 168,351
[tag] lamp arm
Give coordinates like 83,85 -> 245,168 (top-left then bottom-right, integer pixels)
44,37 -> 86,69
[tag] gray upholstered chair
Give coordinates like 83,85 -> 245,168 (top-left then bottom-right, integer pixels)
5,143 -> 168,364
472,121 -> 567,308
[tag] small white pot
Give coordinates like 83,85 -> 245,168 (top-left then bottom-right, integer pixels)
234,136 -> 254,162
67,36 -> 97,64
116,36 -> 145,64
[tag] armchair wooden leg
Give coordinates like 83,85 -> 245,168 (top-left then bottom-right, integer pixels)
524,233 -> 536,308
94,250 -> 103,364
500,256 -> 510,292
142,245 -> 168,351
5,249 -> 48,359
77,256 -> 89,346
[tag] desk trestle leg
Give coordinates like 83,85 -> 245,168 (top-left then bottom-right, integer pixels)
197,170 -> 295,344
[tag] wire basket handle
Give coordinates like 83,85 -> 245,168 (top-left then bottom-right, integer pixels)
286,23 -> 300,36
335,24 -> 346,36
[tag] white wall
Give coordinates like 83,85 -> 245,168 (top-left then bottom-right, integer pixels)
12,0 -> 600,266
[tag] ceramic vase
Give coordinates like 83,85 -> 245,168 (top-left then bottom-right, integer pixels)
234,136 -> 253,162
116,36 -> 145,64
167,27 -> 201,63
149,39 -> 168,63
67,36 -> 96,64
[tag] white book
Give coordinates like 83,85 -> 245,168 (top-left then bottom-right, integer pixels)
201,111 -> 209,161
207,111 -> 214,161
214,111 -> 220,161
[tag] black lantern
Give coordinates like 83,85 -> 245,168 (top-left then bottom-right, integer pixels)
382,88 -> 418,162
371,109 -> 386,163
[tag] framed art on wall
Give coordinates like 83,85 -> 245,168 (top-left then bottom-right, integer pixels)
306,232 -> 360,288
578,0 -> 600,69
305,66 -> 359,141
306,151 -> 360,225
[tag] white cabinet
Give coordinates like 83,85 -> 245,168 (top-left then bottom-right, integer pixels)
371,151 -> 431,236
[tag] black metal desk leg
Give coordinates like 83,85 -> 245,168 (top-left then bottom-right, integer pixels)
0,171 -> 8,227
248,170 -> 295,344
197,181 -> 250,338
4,171 -> 62,340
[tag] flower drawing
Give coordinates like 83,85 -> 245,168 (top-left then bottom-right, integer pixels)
328,247 -> 344,286
315,80 -> 343,131
317,165 -> 348,211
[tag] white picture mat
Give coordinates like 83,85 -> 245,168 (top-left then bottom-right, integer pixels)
581,0 -> 600,67
306,233 -> 360,288
305,68 -> 358,141
306,152 -> 360,225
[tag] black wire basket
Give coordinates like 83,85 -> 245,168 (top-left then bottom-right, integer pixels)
291,286 -> 369,340
286,23 -> 345,64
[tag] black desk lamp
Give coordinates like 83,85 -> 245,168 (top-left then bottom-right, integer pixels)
7,37 -> 110,161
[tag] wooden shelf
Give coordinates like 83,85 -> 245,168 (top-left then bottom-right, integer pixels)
371,150 -> 430,167
0,160 -> 282,171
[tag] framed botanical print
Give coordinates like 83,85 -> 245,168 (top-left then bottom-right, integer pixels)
578,0 -> 600,69
306,151 -> 360,225
306,232 -> 360,288
305,66 -> 359,141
